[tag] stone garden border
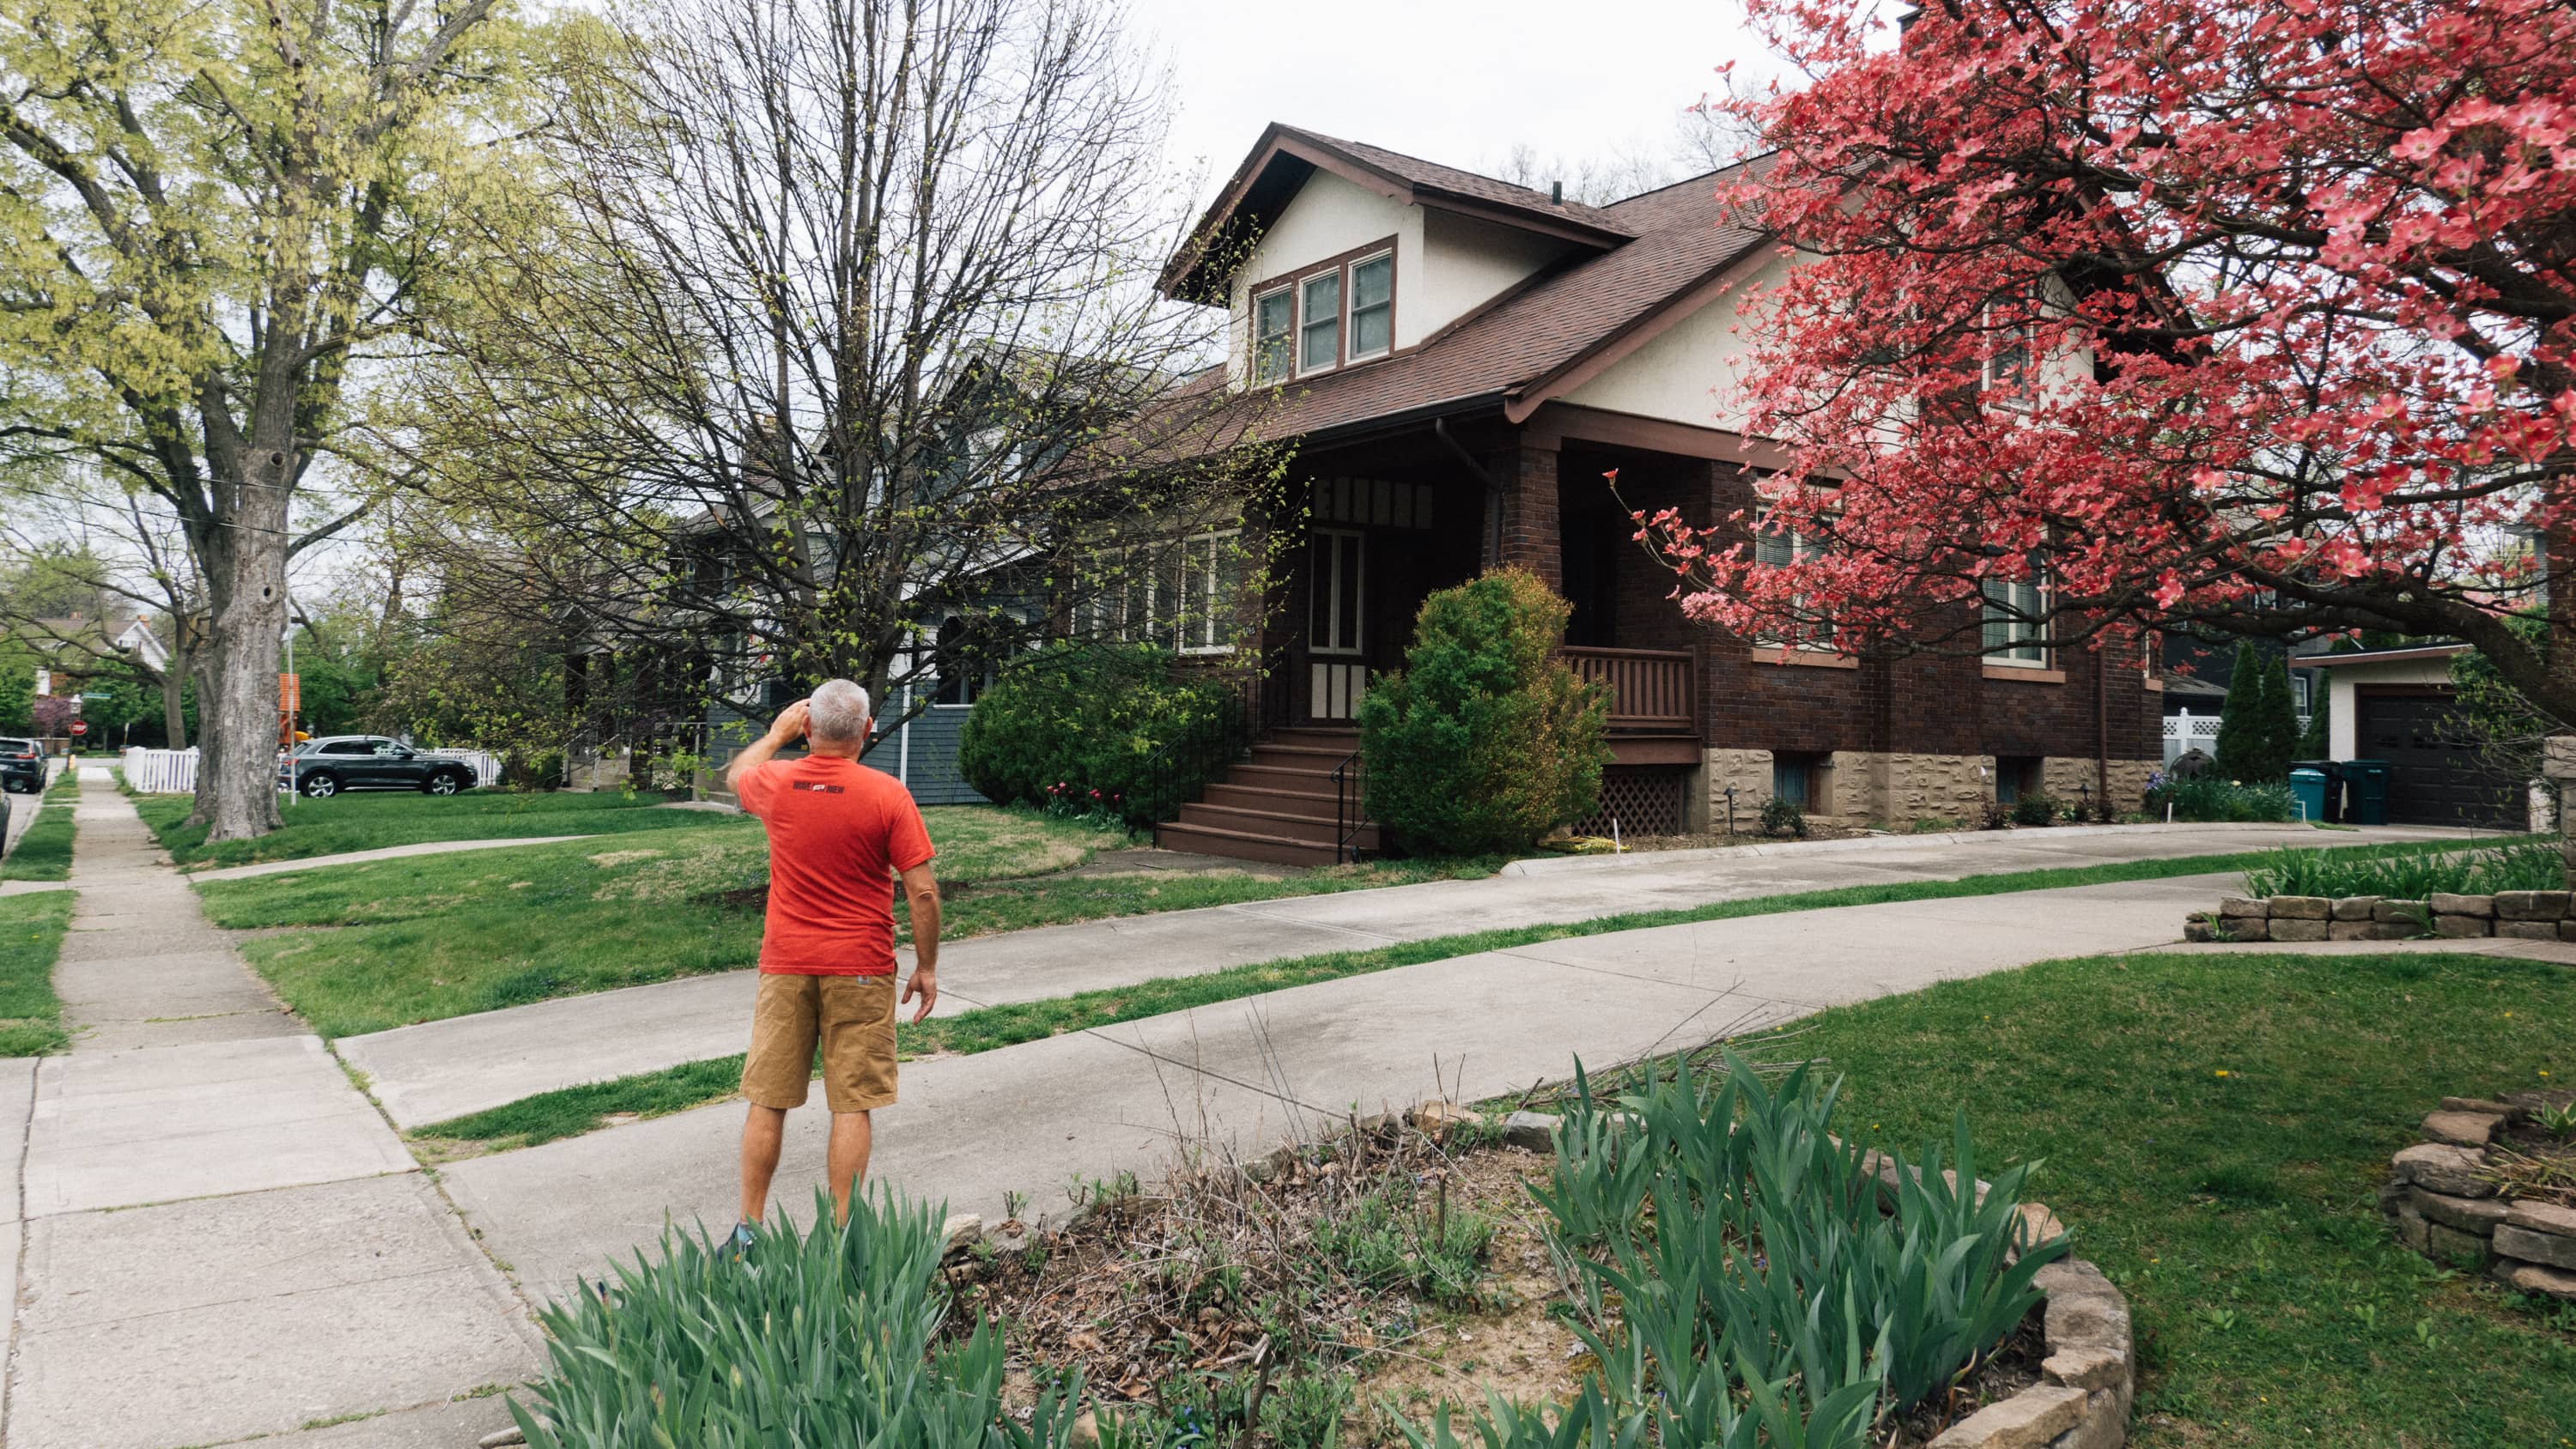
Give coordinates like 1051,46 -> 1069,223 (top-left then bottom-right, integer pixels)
2380,1094 -> 2576,1305
2183,889 -> 2576,943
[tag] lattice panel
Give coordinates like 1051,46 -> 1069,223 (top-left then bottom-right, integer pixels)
1571,767 -> 1688,838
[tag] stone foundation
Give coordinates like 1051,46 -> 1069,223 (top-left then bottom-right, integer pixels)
1705,749 -> 2157,830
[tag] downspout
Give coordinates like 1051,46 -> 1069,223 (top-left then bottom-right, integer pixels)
2095,645 -> 2111,813
898,683 -> 913,785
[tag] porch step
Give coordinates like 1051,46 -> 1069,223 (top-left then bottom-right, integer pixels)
1151,820 -> 1354,868
1200,781 -> 1344,822
1151,726 -> 1374,867
1175,801 -> 1380,851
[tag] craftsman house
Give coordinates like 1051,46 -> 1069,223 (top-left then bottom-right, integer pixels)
1143,124 -> 2160,864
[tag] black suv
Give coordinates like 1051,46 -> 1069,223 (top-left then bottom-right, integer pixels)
0,738 -> 45,794
278,736 -> 477,798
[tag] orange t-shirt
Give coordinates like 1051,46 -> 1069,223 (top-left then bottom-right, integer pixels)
734,755 -> 936,975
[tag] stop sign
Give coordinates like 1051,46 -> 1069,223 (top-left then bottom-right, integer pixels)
69,722 -> 88,737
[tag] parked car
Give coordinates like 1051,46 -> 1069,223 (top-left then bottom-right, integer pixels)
1,737 -> 45,795
277,736 -> 478,798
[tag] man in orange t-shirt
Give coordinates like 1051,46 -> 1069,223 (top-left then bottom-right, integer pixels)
726,679 -> 939,1237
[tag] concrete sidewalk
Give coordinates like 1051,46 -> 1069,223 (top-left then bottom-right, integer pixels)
342,820 -> 2458,1129
1,772 -> 538,1449
441,866 -> 2241,1305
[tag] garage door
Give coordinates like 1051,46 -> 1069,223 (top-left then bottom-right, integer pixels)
2355,691 -> 2521,829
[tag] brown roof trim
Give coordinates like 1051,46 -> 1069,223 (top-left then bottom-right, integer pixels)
2286,644 -> 2469,669
1503,237 -> 1777,423
1520,402 -> 1791,470
1160,123 -> 1632,302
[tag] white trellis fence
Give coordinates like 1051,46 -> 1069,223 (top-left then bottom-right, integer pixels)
2161,708 -> 2221,766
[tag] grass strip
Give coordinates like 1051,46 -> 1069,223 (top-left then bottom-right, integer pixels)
0,892 -> 76,1055
131,787 -> 728,870
1551,949 -> 2572,1446
410,834 -> 2494,1152
0,770 -> 81,882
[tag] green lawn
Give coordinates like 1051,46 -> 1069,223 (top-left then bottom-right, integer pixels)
1595,950 -> 2572,1446
406,836 -> 2500,1154
0,892 -> 75,1055
1,770 -> 80,882
202,803 -> 1488,1036
131,787 -> 730,870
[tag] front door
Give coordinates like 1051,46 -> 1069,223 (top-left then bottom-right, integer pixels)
1307,528 -> 1367,721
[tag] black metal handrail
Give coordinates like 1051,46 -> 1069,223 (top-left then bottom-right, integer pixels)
1331,749 -> 1367,864
1142,660 -> 1290,830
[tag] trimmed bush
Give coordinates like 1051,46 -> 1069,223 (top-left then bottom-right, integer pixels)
958,644 -> 1237,829
2214,643 -> 2298,783
1759,796 -> 1807,839
2011,791 -> 2058,828
1357,569 -> 1611,856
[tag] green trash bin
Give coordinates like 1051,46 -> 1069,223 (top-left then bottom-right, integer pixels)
2345,759 -> 2392,826
2290,759 -> 2345,823
2289,767 -> 2327,824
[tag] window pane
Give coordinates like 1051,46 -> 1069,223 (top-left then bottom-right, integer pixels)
1349,257 -> 1392,357
1254,290 -> 1292,384
1301,272 -> 1340,371
1773,757 -> 1808,808
1182,537 -> 1212,647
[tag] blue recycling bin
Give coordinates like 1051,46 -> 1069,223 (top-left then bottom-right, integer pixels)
2289,767 -> 2327,823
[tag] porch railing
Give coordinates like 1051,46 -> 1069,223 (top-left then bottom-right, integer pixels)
1559,646 -> 1698,733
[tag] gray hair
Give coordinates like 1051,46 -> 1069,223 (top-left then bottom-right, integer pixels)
807,679 -> 872,743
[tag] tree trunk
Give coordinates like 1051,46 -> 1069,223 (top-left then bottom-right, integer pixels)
186,646 -> 222,826
161,640 -> 191,751
201,447 -> 293,840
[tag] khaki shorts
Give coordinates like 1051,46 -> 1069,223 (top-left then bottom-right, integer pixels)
741,973 -> 898,1113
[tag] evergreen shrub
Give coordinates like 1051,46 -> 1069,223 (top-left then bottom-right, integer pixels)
1356,569 -> 1611,856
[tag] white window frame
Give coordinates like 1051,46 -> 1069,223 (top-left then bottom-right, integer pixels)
1178,530 -> 1243,657
1982,301 -> 2038,409
1297,270 -> 1342,377
1309,528 -> 1366,658
1345,251 -> 1394,362
1752,503 -> 1835,649
1251,288 -> 1294,387
1982,574 -> 2050,666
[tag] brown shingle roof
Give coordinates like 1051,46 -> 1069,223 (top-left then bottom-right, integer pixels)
1277,126 -> 1637,238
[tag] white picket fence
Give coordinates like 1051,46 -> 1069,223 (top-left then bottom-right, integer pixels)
119,745 -> 505,794
121,747 -> 197,794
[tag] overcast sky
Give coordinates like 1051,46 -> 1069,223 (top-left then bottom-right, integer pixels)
1126,0 -> 1795,207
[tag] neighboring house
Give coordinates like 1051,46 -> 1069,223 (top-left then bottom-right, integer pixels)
2288,644 -> 2529,831
18,615 -> 172,741
1133,124 -> 2161,864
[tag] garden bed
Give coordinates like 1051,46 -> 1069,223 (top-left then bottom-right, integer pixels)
2183,838 -> 2565,942
502,1063 -> 2126,1449
2383,1090 -> 2576,1304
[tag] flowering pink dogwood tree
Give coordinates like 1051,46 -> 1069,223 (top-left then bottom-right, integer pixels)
1648,0 -> 2576,717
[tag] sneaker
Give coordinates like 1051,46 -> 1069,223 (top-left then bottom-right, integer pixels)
725,1221 -> 756,1263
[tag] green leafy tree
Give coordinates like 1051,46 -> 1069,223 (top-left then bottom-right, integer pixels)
1358,569 -> 1612,856
0,1 -> 535,840
0,638 -> 34,731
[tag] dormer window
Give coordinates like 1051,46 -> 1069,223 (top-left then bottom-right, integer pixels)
1348,253 -> 1392,360
1252,288 -> 1293,386
1244,238 -> 1399,385
1299,271 -> 1340,373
